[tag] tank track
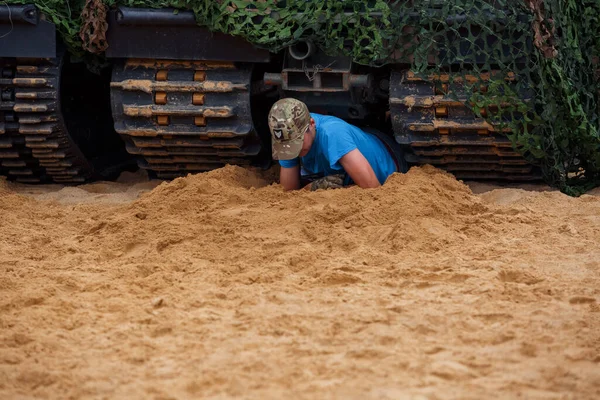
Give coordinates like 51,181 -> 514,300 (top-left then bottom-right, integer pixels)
110,59 -> 261,179
0,57 -> 93,183
390,71 -> 540,181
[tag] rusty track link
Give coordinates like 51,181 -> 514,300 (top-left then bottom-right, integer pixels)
0,57 -> 93,183
390,71 -> 540,181
110,59 -> 261,179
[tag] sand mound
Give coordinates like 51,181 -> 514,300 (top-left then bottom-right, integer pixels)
121,165 -> 508,257
587,186 -> 600,196
0,178 -> 8,197
1,165 -> 599,399
0,180 -> 30,208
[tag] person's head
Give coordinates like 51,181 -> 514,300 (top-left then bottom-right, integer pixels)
268,98 -> 316,160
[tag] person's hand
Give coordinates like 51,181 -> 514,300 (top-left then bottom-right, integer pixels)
308,174 -> 345,191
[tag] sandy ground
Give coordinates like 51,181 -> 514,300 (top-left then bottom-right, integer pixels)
0,165 -> 599,399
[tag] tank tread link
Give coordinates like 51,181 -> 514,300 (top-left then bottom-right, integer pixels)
110,59 -> 261,180
390,71 -> 540,181
0,57 -> 93,183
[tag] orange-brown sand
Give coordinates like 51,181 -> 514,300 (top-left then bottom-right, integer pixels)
1,165 -> 599,399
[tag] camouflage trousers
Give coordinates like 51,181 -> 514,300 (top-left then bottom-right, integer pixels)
309,174 -> 345,191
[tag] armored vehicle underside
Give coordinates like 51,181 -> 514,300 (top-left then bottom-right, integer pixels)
0,4 -> 541,184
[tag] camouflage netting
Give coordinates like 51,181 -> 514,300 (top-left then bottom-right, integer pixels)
7,0 -> 600,195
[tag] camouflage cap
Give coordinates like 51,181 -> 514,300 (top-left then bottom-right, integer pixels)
268,98 -> 310,160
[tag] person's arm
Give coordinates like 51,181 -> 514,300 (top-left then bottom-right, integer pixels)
339,149 -> 380,188
280,165 -> 301,191
322,122 -> 379,189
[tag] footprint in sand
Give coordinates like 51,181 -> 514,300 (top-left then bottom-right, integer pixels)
497,268 -> 544,285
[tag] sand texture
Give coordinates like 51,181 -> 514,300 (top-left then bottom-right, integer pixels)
0,165 -> 599,399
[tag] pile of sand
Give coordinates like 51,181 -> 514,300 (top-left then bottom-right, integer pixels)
0,165 -> 598,399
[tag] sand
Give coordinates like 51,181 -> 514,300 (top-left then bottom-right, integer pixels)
0,165 -> 599,399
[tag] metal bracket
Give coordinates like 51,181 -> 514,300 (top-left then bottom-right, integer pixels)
0,4 -> 56,58
106,7 -> 270,63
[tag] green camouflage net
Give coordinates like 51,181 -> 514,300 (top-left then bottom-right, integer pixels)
7,0 -> 600,195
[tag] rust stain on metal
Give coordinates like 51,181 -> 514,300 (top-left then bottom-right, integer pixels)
18,116 -> 57,124
155,92 -> 168,105
403,96 -> 417,108
195,116 -> 206,127
24,136 -> 45,142
123,104 -> 233,118
433,120 -> 491,130
14,104 -> 48,113
407,119 -> 510,133
435,106 -> 448,117
19,125 -> 54,135
201,80 -> 246,92
130,139 -> 160,147
392,95 -> 526,110
156,70 -> 168,81
405,71 -> 516,83
31,151 -> 66,159
15,92 -> 39,99
207,131 -> 237,138
115,128 -> 160,137
115,80 -> 154,93
126,59 -> 235,70
123,105 -> 152,118
12,78 -> 49,87
194,71 -> 207,82
25,141 -> 60,149
433,120 -> 511,133
408,123 -> 436,132
263,73 -> 283,86
39,161 -> 73,167
415,147 -> 518,157
111,80 -> 246,93
46,168 -> 79,175
16,66 -> 40,74
203,108 -> 232,118
192,93 -> 205,105
156,116 -> 170,126
390,96 -> 465,108
116,127 -> 239,138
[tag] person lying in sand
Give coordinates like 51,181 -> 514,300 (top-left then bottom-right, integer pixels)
268,98 -> 407,191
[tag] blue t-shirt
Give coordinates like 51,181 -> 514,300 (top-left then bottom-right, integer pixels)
279,113 -> 396,185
